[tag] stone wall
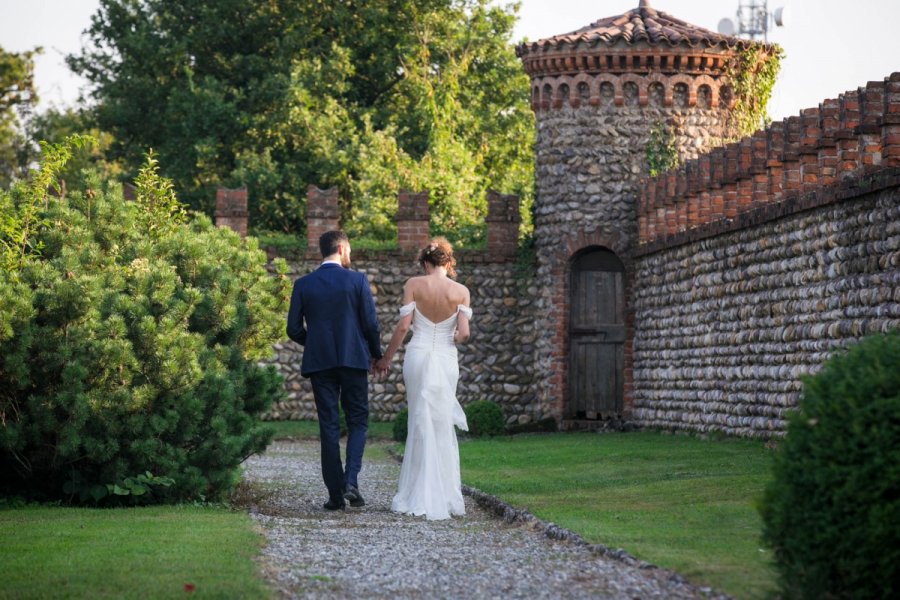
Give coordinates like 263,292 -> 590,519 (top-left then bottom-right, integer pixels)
631,73 -> 900,437
530,100 -> 734,422
632,186 -> 900,437
264,252 -> 543,425
259,187 -> 543,425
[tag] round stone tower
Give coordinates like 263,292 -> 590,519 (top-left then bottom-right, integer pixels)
516,0 -> 772,428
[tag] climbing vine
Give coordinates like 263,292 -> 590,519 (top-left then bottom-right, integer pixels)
645,120 -> 680,177
727,44 -> 784,138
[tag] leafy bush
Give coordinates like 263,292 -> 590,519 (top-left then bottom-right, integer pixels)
463,400 -> 505,438
760,330 -> 900,599
392,408 -> 409,443
0,138 -> 290,504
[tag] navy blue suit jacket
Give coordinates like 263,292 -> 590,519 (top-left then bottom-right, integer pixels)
286,263 -> 382,377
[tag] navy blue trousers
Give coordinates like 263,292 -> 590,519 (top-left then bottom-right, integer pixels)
310,367 -> 369,503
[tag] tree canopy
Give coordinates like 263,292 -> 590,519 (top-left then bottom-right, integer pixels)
0,46 -> 40,188
69,0 -> 534,243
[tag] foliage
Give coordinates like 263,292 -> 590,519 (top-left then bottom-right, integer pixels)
759,330 -> 900,599
463,400 -> 505,437
727,44 -> 784,138
25,106 -> 125,192
70,0 -> 534,243
393,408 -> 410,443
460,431 -> 776,598
0,45 -> 40,188
645,120 -> 680,177
0,137 -> 290,504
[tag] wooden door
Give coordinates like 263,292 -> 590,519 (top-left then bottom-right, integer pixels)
568,249 -> 624,419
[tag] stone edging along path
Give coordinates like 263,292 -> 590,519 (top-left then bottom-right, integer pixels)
243,439 -> 729,599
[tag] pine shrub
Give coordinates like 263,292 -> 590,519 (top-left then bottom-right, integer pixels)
463,400 -> 505,437
760,330 -> 900,599
0,139 -> 290,504
392,408 -> 408,443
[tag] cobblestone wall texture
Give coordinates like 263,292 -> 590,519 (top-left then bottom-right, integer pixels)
531,102 -> 734,418
632,187 -> 900,437
262,253 -> 543,425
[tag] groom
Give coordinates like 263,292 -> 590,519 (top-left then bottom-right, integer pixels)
286,230 -> 383,510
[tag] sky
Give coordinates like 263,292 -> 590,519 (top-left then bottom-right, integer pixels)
1,0 -> 898,122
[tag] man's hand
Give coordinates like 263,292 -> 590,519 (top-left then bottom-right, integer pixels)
372,356 -> 391,380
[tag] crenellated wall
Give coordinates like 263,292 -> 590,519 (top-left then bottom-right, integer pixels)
257,187 -> 546,425
631,73 -> 900,437
215,63 -> 900,438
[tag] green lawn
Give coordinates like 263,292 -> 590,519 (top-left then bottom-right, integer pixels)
0,504 -> 270,600
459,431 -> 776,600
0,426 -> 776,599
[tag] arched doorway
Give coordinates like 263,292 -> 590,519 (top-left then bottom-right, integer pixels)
567,248 -> 625,420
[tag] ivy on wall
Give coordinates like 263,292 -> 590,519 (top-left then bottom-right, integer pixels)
645,120 -> 680,177
727,44 -> 785,138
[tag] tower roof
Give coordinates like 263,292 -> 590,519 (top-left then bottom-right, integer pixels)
519,1 -> 763,54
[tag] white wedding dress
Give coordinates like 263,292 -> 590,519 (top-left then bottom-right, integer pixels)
391,301 -> 471,520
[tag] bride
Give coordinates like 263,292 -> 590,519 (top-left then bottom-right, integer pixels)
375,237 -> 471,520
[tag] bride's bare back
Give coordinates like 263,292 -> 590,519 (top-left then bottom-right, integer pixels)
405,273 -> 469,323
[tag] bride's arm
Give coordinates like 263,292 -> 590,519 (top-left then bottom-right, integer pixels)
376,281 -> 415,369
453,287 -> 471,344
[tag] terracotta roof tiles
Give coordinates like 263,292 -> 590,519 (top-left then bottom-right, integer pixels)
518,0 -> 765,54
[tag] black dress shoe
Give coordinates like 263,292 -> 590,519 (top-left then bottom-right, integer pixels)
343,486 -> 365,507
323,498 -> 345,511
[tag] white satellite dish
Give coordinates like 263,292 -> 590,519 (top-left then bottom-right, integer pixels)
773,6 -> 789,27
717,18 -> 736,36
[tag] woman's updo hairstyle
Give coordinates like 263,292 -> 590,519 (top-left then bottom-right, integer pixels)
418,236 -> 457,279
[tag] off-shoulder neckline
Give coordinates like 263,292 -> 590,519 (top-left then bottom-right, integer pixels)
400,301 -> 470,325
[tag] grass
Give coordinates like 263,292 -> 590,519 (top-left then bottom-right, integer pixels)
0,504 -> 270,600
459,430 -> 777,600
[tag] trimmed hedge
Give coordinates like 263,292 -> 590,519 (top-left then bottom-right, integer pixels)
463,400 -> 505,437
392,408 -> 409,443
760,330 -> 900,599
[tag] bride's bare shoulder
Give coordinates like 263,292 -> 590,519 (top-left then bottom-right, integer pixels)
404,275 -> 427,288
450,279 -> 470,302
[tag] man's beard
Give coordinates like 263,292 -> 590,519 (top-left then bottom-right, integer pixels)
341,255 -> 351,268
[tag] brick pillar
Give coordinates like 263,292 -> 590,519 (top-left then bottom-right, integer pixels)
656,176 -> 669,235
766,124 -> 784,201
836,90 -> 861,179
396,191 -> 430,252
816,98 -> 840,186
674,169 -> 688,231
736,137 -> 753,212
750,130 -> 768,204
781,116 -> 802,197
486,190 -> 521,258
799,107 -> 822,194
643,181 -> 656,240
214,187 -> 248,238
881,72 -> 900,167
722,142 -> 739,219
698,153 -> 713,223
684,161 -> 700,229
306,185 -> 339,257
709,147 -> 725,220
664,173 -> 677,234
858,80 -> 885,169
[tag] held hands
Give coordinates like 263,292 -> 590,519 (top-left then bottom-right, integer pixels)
371,356 -> 391,380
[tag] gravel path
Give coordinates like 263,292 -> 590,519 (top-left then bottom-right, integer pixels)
242,440 -> 724,599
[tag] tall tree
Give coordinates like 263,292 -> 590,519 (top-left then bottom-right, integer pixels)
0,46 -> 40,188
70,0 -> 533,242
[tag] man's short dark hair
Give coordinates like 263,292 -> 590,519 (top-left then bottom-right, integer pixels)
319,230 -> 349,258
